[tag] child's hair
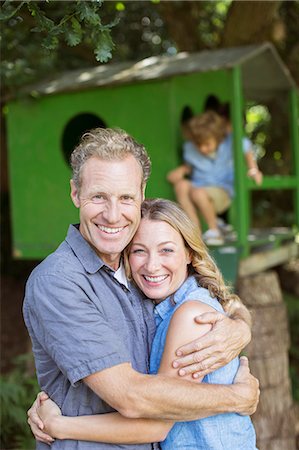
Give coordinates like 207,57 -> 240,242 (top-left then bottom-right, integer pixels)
125,198 -> 240,306
189,111 -> 227,147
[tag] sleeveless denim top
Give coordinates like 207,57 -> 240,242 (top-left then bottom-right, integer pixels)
150,276 -> 257,450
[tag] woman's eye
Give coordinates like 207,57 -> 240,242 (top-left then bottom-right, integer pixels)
162,248 -> 174,253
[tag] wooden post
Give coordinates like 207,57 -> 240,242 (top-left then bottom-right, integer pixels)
237,271 -> 297,450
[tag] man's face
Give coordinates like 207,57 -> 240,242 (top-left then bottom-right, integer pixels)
71,155 -> 144,270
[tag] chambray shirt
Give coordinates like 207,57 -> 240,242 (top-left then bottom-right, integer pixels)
23,224 -> 157,450
183,134 -> 252,197
150,276 -> 257,450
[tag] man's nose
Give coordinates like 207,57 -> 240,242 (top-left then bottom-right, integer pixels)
102,200 -> 121,223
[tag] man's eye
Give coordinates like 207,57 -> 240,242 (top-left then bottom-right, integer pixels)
121,196 -> 133,201
92,195 -> 104,203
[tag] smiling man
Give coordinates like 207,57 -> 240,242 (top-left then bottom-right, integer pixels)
24,128 -> 258,449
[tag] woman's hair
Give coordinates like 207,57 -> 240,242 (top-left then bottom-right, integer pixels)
70,127 -> 151,191
125,198 -> 240,306
189,111 -> 227,147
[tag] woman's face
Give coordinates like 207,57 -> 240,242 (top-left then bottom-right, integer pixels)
129,218 -> 191,302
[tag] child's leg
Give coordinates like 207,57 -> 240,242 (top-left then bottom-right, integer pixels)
190,187 -> 218,230
173,179 -> 201,230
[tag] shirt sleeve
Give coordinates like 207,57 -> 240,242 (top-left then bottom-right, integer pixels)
242,136 -> 253,154
24,274 -> 131,386
181,287 -> 225,314
183,141 -> 201,168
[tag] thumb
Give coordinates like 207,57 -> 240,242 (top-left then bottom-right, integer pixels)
194,311 -> 224,325
239,355 -> 249,368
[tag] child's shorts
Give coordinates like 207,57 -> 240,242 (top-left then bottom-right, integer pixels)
205,186 -> 231,214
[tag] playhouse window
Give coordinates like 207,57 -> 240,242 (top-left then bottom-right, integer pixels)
61,113 -> 107,165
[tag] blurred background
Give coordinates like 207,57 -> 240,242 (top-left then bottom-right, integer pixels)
1,1 -> 299,449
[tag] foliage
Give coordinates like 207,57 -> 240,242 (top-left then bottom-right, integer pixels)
0,353 -> 39,450
0,0 -> 120,91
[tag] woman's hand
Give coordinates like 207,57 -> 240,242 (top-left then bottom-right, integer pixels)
172,311 -> 251,378
27,391 -> 55,444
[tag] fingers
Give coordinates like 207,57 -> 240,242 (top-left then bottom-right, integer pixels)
194,311 -> 224,326
27,406 -> 44,430
27,418 -> 54,444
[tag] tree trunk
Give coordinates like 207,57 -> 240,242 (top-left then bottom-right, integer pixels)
237,270 -> 296,450
157,1 -> 203,52
221,0 -> 282,47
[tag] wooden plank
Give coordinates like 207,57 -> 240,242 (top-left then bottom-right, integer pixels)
238,242 -> 298,277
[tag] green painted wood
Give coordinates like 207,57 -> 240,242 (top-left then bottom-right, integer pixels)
231,67 -> 250,257
247,176 -> 298,190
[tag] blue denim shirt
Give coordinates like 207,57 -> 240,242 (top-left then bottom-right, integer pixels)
183,134 -> 252,197
23,224 -> 157,450
150,276 -> 257,450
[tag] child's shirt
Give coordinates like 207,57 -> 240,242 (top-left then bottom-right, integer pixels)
150,275 -> 257,450
183,133 -> 252,197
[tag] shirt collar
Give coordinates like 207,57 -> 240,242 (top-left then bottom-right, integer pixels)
65,224 -> 107,274
114,261 -> 128,288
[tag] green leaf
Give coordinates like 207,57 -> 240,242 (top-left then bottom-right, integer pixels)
94,31 -> 114,62
42,34 -> 59,50
76,2 -> 100,25
0,1 -> 26,20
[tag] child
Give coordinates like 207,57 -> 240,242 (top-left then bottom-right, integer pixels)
167,111 -> 263,245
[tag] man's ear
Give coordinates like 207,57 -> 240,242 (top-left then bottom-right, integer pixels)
70,179 -> 80,208
142,183 -> 146,201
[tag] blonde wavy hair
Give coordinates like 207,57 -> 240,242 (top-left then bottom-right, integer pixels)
125,198 -> 240,306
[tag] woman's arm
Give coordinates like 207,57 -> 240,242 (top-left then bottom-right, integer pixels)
172,298 -> 252,378
32,300 -> 213,444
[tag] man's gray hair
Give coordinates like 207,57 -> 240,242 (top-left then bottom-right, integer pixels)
70,128 -> 151,190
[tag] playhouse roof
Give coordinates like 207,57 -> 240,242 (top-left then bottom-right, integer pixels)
26,42 -> 296,100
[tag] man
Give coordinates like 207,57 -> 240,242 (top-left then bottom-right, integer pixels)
24,128 -> 259,449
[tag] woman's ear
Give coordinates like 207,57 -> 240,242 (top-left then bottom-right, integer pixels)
70,179 -> 80,208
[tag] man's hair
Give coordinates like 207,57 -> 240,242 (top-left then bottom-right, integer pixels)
70,128 -> 151,190
189,111 -> 227,147
124,198 -> 240,306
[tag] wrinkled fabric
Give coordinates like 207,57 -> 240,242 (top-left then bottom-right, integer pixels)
150,276 -> 257,450
183,134 -> 252,197
24,224 -> 157,450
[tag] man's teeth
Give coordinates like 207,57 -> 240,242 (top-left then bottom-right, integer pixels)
98,225 -> 124,234
144,275 -> 168,283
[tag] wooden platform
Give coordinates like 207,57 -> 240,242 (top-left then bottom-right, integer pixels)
209,227 -> 298,283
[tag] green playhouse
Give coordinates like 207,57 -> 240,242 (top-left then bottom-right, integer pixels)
6,42 -> 299,282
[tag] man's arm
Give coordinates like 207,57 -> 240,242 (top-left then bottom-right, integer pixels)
84,299 -> 258,422
172,297 -> 252,378
27,301 -> 259,443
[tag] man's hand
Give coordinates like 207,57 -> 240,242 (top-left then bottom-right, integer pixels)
232,356 -> 260,416
172,311 -> 251,378
27,391 -> 55,444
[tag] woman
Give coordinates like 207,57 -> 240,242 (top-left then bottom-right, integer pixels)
31,198 -> 257,449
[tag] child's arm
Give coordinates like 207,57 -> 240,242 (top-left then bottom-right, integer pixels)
244,150 -> 263,185
167,164 -> 191,185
